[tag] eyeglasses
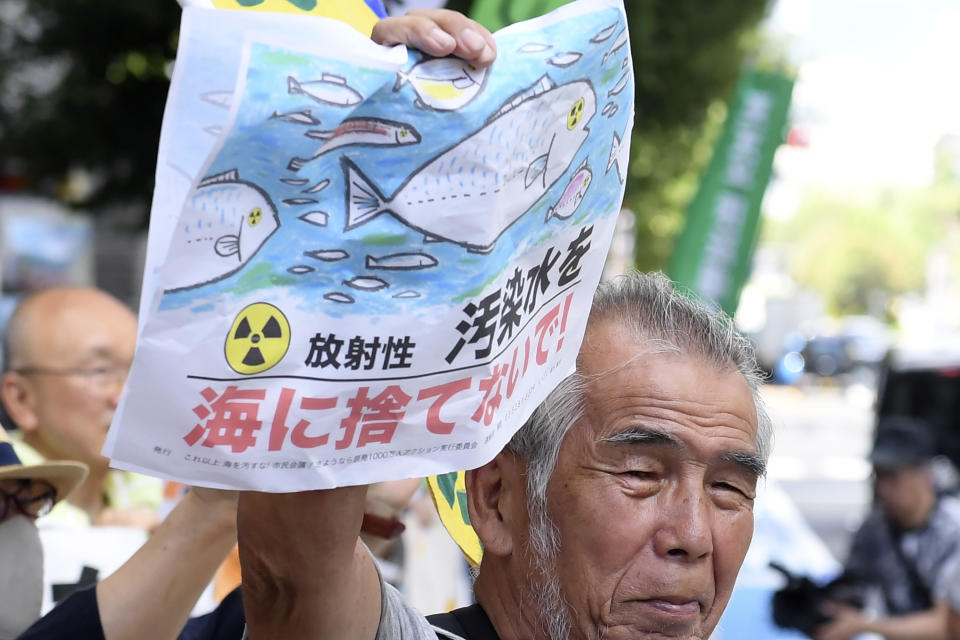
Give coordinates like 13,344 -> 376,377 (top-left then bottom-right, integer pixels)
0,478 -> 57,521
13,363 -> 129,392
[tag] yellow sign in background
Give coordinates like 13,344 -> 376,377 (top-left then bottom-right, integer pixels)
209,0 -> 379,35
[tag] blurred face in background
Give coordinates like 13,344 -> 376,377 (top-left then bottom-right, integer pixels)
873,464 -> 934,530
2,288 -> 137,471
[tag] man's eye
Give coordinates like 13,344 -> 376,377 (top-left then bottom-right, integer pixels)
625,470 -> 657,480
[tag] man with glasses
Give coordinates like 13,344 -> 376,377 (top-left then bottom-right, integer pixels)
0,286 -> 162,529
0,426 -> 87,638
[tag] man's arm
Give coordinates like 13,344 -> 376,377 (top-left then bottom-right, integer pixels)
96,488 -> 238,640
815,602 -> 951,640
239,487 -> 381,640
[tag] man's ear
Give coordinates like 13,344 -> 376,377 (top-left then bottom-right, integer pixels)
465,450 -> 526,558
1,372 -> 39,433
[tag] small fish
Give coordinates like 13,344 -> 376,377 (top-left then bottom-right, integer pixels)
288,74 -> 362,107
608,71 -> 629,97
365,252 -> 438,270
344,75 -> 596,252
200,90 -> 233,109
546,159 -> 592,221
606,118 -> 633,185
305,249 -> 349,262
344,276 -> 388,291
517,42 -> 552,53
591,22 -> 619,43
324,292 -> 355,304
394,58 -> 487,111
163,169 -> 279,292
601,102 -> 619,117
303,179 -> 331,194
392,290 -> 422,299
283,198 -> 317,205
288,265 -> 315,274
289,118 -> 421,170
203,125 -> 223,137
602,29 -> 629,65
547,52 -> 583,68
299,211 -> 329,227
280,178 -> 310,186
271,109 -> 321,125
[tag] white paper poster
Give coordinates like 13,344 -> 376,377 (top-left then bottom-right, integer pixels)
106,0 -> 634,490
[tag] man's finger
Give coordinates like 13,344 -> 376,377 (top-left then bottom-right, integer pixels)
373,10 -> 497,67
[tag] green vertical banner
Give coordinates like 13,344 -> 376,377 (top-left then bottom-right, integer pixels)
469,0 -> 575,31
668,69 -> 794,315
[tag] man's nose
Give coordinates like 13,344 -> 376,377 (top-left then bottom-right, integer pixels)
652,489 -> 713,561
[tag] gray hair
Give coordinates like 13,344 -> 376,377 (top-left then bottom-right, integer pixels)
505,270 -> 772,505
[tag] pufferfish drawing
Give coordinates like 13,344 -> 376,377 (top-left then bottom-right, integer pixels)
163,170 -> 279,292
344,75 -> 596,252
394,57 -> 488,111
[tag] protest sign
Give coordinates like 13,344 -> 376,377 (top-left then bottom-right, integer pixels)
104,0 -> 634,490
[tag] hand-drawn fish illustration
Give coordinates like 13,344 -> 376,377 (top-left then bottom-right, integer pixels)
305,249 -> 349,262
591,22 -> 619,43
303,179 -> 331,194
283,198 -> 317,205
288,118 -> 422,171
607,120 -> 632,185
271,109 -> 322,125
163,170 -> 279,292
517,43 -> 552,53
547,159 -> 592,221
344,276 -> 388,291
394,58 -> 488,111
392,290 -> 422,299
602,102 -> 619,117
366,252 -> 438,270
299,211 -> 329,227
324,292 -> 355,304
608,71 -> 629,97
602,29 -> 629,65
200,90 -> 233,110
288,74 -> 362,107
344,75 -> 596,252
288,265 -> 315,274
280,178 -> 310,186
548,52 -> 583,68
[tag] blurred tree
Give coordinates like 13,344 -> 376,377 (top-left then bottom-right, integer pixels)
765,183 -> 960,316
0,0 -> 180,217
0,0 -> 772,249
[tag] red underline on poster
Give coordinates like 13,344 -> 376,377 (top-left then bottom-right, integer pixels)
186,280 -> 581,384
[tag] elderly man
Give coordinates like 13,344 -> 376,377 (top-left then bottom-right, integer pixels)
1,286 -> 162,529
815,416 -> 960,640
238,271 -> 772,640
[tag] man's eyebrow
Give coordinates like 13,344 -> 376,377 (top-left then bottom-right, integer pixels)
720,450 -> 766,479
601,426 -> 683,447
602,427 -> 766,478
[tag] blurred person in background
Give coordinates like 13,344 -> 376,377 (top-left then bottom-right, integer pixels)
0,287 -> 162,529
815,416 -> 960,640
0,427 -> 87,639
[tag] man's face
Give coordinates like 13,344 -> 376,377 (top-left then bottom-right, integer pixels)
531,320 -> 761,640
14,291 -> 137,469
874,465 -> 931,529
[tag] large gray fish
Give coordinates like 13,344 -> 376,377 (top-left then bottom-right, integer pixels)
163,170 -> 279,292
343,75 -> 596,252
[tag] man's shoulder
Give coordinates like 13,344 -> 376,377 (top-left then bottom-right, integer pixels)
929,494 -> 960,536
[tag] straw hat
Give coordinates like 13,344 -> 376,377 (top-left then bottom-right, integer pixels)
0,428 -> 88,504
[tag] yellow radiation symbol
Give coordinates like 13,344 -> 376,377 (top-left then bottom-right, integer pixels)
567,98 -> 586,130
248,207 -> 262,226
427,471 -> 483,565
225,302 -> 290,374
